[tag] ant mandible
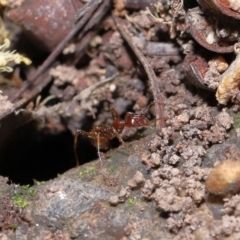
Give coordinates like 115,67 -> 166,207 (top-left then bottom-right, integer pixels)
74,101 -> 161,165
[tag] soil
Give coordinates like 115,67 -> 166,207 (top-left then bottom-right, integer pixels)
1,0 -> 240,239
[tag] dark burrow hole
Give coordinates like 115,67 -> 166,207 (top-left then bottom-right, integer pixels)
0,121 -> 98,185
159,211 -> 170,219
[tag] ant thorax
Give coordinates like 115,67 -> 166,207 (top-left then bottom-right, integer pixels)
124,112 -> 150,128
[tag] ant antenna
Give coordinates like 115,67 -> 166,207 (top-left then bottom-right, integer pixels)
149,117 -> 168,128
141,100 -> 164,114
145,101 -> 166,127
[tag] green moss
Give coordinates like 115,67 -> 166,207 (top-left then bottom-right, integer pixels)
11,195 -> 28,208
79,167 -> 96,177
21,184 -> 36,197
135,131 -> 144,137
11,224 -> 18,230
21,184 -> 30,190
91,180 -> 98,184
233,115 -> 240,129
118,148 -> 129,155
34,180 -> 46,186
127,198 -> 135,206
109,166 -> 116,173
28,189 -> 36,197
150,121 -> 156,127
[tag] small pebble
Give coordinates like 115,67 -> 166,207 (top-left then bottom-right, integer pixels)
127,171 -> 145,189
109,195 -> 119,206
205,160 -> 240,195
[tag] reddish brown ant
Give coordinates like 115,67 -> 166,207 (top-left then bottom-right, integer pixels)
74,101 -> 163,165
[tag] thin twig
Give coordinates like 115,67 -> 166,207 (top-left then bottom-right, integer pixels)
10,0 -> 103,103
112,16 -> 164,134
74,74 -> 117,102
14,72 -> 53,110
74,73 -> 117,117
75,0 -> 103,21
73,0 -> 111,64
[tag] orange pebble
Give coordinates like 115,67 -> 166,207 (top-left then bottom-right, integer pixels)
205,160 -> 240,195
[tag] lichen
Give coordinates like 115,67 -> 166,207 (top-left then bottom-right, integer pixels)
0,38 -> 31,73
0,0 -> 24,8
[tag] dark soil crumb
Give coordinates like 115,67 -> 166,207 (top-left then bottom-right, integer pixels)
102,174 -> 119,188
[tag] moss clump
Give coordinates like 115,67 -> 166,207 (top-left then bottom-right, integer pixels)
127,198 -> 135,206
11,195 -> 28,208
78,167 -> 96,177
109,166 -> 116,173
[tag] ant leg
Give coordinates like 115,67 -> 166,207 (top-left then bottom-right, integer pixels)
112,128 -> 126,147
114,128 -> 137,156
112,128 -> 131,155
96,134 -> 103,164
74,130 -> 81,167
139,101 -> 157,114
74,129 -> 88,167
140,100 -> 165,114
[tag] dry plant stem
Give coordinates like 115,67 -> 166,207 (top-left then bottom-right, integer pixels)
73,31 -> 97,65
73,74 -> 117,102
14,74 -> 53,110
113,16 -> 164,133
71,0 -> 81,13
75,0 -> 103,21
10,0 -> 103,103
73,0 -> 111,65
73,73 -> 117,117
